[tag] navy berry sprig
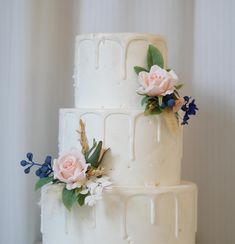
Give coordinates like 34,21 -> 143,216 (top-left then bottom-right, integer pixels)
20,152 -> 53,178
181,96 -> 198,125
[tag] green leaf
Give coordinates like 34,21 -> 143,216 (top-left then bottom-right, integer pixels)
134,66 -> 149,75
74,187 -> 82,196
158,96 -> 163,106
141,96 -> 151,106
174,90 -> 180,98
86,141 -> 103,168
77,193 -> 88,206
147,45 -> 164,69
85,139 -> 97,161
35,176 -> 54,191
62,188 -> 77,211
174,83 -> 184,90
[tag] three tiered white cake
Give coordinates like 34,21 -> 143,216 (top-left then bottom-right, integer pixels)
41,33 -> 197,244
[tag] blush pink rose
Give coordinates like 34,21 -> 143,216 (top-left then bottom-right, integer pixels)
53,149 -> 88,190
137,65 -> 178,96
173,98 -> 185,112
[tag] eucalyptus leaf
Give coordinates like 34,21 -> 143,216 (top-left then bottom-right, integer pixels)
147,45 -> 164,69
35,176 -> 54,191
62,188 -> 77,211
134,66 -> 149,75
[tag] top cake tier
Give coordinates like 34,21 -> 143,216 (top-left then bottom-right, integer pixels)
74,33 -> 167,109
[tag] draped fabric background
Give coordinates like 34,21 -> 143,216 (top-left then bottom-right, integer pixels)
0,0 -> 234,244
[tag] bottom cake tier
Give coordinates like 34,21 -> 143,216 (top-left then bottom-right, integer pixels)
41,182 -> 197,244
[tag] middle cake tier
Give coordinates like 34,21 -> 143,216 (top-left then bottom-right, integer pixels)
59,109 -> 183,187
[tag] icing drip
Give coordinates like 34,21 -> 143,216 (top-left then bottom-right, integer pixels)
129,115 -> 136,161
92,205 -> 97,229
150,197 -> 156,225
60,110 -> 165,164
102,113 -> 108,147
120,39 -> 131,80
121,191 -> 181,240
174,194 -> 179,239
122,194 -> 158,240
40,193 -> 44,234
76,34 -> 167,80
64,209 -> 69,234
122,199 -> 129,240
94,38 -> 102,69
157,116 -> 161,143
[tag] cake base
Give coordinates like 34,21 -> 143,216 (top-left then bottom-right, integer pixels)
41,182 -> 197,244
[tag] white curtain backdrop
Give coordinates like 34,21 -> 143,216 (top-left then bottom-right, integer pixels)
0,0 -> 234,244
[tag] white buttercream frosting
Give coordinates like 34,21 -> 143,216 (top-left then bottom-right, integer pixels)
41,183 -> 197,244
74,33 -> 167,109
41,33 -> 197,244
59,108 -> 183,187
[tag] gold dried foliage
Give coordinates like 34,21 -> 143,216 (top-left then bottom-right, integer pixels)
87,167 -> 105,178
163,109 -> 180,135
77,119 -> 89,154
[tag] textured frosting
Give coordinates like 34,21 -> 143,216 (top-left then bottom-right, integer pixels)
41,33 -> 197,244
59,109 -> 183,186
74,33 -> 167,109
41,183 -> 197,244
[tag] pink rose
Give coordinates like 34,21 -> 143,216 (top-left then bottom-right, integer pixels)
137,65 -> 178,96
173,98 -> 185,112
53,149 -> 88,190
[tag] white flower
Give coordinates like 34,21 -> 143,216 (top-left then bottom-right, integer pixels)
96,176 -> 112,188
86,180 -> 99,194
83,176 -> 112,207
84,194 -> 102,207
80,188 -> 89,195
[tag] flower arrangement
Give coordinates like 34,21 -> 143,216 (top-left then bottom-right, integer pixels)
134,45 -> 198,125
20,120 -> 111,210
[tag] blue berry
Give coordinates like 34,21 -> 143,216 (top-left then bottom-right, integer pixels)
165,94 -> 173,100
24,167 -> 31,174
41,165 -> 49,173
184,96 -> 190,102
44,156 -> 52,164
160,102 -> 166,109
167,99 -> 175,107
20,160 -> 28,166
26,152 -> 33,161
39,172 -> 47,178
35,168 -> 42,177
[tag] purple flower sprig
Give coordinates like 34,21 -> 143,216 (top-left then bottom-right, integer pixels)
181,96 -> 198,125
20,153 -> 53,178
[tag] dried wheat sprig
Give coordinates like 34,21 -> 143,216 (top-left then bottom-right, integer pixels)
77,119 -> 89,154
